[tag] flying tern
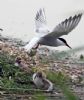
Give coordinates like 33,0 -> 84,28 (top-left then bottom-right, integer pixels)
24,8 -> 82,52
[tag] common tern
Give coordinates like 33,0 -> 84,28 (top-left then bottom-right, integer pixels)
24,8 -> 82,52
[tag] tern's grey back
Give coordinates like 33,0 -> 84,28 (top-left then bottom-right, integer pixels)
39,37 -> 65,47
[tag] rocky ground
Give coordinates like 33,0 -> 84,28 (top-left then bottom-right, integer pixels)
0,35 -> 84,100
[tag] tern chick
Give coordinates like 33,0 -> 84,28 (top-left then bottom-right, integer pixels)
32,72 -> 53,92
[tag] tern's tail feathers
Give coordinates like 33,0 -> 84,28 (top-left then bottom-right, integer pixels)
24,37 -> 40,52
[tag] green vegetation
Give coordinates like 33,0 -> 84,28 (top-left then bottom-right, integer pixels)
0,49 -> 82,100
34,92 -> 46,100
47,71 -> 79,100
0,52 -> 33,90
80,54 -> 84,60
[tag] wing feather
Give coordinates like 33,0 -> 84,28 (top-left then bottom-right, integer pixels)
35,8 -> 49,33
23,37 -> 41,52
44,13 -> 82,39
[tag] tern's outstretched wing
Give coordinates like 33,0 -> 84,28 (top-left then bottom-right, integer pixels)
44,13 -> 82,39
24,8 -> 49,52
35,8 -> 49,34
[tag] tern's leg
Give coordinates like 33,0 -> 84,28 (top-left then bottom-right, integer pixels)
33,43 -> 39,49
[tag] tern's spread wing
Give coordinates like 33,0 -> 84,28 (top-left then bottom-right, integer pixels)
24,8 -> 49,52
23,37 -> 41,52
44,13 -> 82,39
35,8 -> 49,34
